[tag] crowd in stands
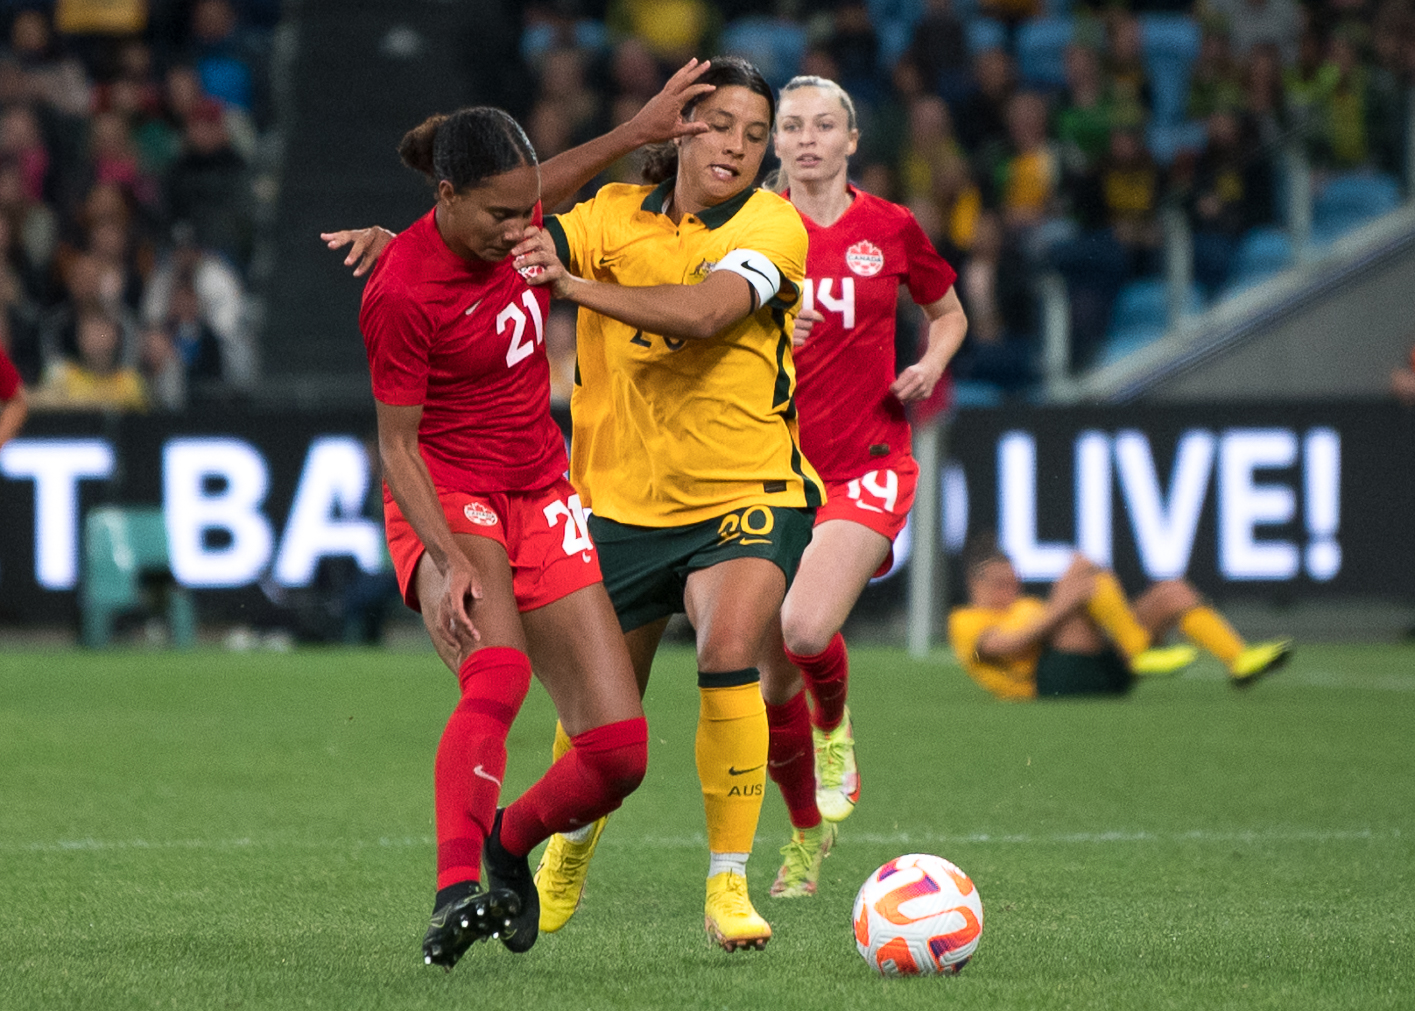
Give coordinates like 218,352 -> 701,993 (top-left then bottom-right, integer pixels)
0,0 -> 278,413
516,0 -> 1415,390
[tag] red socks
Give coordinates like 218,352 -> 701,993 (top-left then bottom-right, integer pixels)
434,647 -> 532,891
500,716 -> 649,857
786,632 -> 850,732
765,691 -> 820,830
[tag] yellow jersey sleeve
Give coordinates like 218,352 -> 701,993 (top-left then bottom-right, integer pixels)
947,598 -> 1047,700
721,192 -> 806,313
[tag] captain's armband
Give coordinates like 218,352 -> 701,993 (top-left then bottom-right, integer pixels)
712,249 -> 782,311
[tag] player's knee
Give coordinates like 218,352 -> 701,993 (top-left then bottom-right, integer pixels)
781,614 -> 832,659
1154,579 -> 1200,612
582,717 -> 649,802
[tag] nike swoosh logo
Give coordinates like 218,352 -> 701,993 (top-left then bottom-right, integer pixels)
473,764 -> 501,786
768,753 -> 805,768
727,764 -> 764,776
465,298 -> 483,316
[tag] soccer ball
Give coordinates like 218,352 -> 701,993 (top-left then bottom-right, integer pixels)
852,854 -> 984,976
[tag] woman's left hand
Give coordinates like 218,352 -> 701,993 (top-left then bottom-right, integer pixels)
890,360 -> 945,404
511,226 -> 572,296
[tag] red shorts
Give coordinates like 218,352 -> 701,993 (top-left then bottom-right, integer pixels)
383,477 -> 602,613
816,457 -> 919,578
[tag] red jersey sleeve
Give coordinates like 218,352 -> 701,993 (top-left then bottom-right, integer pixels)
0,346 -> 19,400
361,271 -> 434,406
899,211 -> 957,307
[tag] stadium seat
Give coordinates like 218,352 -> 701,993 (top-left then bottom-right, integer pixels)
1310,171 -> 1404,245
868,0 -> 926,70
1015,18 -> 1073,89
1099,278 -> 1204,365
1098,322 -> 1167,366
720,17 -> 806,90
952,379 -> 1005,407
1140,14 -> 1201,127
1229,226 -> 1293,286
82,507 -> 195,649
966,17 -> 1006,55
1146,120 -> 1207,165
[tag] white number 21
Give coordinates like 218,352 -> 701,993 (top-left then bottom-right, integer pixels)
500,290 -> 545,368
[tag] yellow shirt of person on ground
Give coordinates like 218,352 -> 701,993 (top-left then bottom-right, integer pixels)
546,179 -> 822,527
948,597 -> 1047,700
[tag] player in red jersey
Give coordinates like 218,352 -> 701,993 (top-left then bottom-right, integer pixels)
760,76 -> 968,899
347,65 -> 714,970
0,342 -> 26,449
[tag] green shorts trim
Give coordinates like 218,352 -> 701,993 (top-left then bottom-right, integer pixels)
587,505 -> 816,633
1035,647 -> 1134,697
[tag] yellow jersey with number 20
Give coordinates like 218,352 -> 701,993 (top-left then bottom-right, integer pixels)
546,180 -> 823,528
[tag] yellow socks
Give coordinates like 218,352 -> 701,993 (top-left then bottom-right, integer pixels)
1086,571 -> 1151,659
551,719 -> 573,762
1179,606 -> 1245,666
696,677 -> 769,856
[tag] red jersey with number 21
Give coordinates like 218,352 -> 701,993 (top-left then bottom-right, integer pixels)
789,186 -> 956,482
361,205 -> 564,495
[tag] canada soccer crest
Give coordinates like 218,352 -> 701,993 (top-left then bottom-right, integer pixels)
463,502 -> 499,526
845,240 -> 884,277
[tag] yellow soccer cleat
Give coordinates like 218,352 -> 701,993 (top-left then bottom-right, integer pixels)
813,707 -> 860,823
1130,644 -> 1197,676
705,871 -> 772,951
1230,639 -> 1292,687
770,820 -> 837,899
533,816 -> 606,933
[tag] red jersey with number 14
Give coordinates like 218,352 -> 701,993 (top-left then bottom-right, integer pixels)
789,186 -> 956,482
361,205 -> 565,495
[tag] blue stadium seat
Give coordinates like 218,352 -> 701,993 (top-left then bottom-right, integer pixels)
720,17 -> 807,90
82,507 -> 196,649
1098,322 -> 1167,366
1229,226 -> 1293,287
1147,120 -> 1207,165
1310,171 -> 1403,244
966,17 -> 1006,54
868,0 -> 926,70
1141,15 -> 1201,127
952,379 -> 1005,407
1015,18 -> 1073,89
1106,278 -> 1204,335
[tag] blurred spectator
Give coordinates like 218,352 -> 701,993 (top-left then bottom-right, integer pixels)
979,0 -> 1042,40
951,210 -> 1038,391
140,322 -> 186,410
88,110 -> 160,210
0,160 -> 58,307
188,0 -> 253,112
1178,108 -> 1275,293
141,225 -> 254,390
1187,28 -> 1245,119
1204,0 -> 1302,61
1,104 -> 50,202
954,47 -> 1016,171
1392,344 -> 1415,404
608,0 -> 716,65
823,0 -> 882,104
1078,118 -> 1166,276
899,95 -> 980,256
86,212 -> 146,312
1241,41 -> 1288,148
1101,11 -> 1153,122
994,91 -> 1061,241
0,315 -> 27,447
1323,27 -> 1371,169
164,96 -> 253,269
31,309 -> 147,411
908,0 -> 969,102
1055,45 -> 1115,175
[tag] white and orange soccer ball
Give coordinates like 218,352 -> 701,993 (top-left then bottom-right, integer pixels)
852,854 -> 984,976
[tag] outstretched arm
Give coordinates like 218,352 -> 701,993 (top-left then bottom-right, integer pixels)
890,287 -> 967,404
975,556 -> 1096,662
539,58 -> 714,209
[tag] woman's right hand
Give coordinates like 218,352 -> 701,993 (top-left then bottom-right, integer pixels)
432,551 -> 483,654
321,226 -> 397,277
511,226 -> 573,297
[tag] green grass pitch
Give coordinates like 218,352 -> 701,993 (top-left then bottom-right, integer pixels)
1,642 -> 1412,1010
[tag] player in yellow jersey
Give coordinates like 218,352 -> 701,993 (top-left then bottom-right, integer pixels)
949,534 -> 1292,699
511,56 -> 819,952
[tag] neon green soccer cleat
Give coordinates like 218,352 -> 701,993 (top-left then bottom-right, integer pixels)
533,815 -> 606,933
770,820 -> 837,899
1130,644 -> 1198,676
1230,640 -> 1292,687
813,707 -> 860,823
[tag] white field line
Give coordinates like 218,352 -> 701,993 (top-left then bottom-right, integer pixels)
7,826 -> 1402,855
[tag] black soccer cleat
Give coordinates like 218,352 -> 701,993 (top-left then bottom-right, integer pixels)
482,808 -> 540,954
422,884 -> 521,971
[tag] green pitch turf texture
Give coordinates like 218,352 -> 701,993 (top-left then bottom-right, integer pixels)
2,643 -> 1411,1011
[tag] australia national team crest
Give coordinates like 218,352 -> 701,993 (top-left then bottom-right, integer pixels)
463,502 -> 499,526
845,240 -> 884,277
